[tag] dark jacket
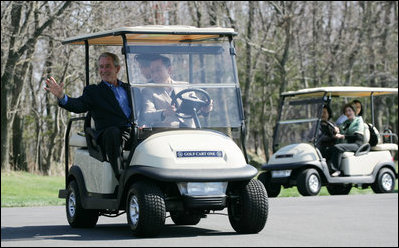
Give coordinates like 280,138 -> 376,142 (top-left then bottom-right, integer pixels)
59,81 -> 132,139
317,120 -> 337,147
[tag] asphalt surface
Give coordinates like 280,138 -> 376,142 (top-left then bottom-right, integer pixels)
1,194 -> 398,247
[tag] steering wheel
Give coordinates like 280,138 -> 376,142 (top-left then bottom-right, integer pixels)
321,120 -> 337,136
171,88 -> 211,119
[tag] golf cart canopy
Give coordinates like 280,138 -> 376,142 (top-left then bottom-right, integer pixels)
282,86 -> 398,98
62,26 -> 237,45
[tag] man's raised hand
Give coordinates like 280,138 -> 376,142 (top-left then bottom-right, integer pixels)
44,76 -> 65,100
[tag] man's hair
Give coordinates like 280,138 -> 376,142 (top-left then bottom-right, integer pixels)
98,52 -> 120,68
155,55 -> 171,68
135,54 -> 152,67
135,54 -> 171,68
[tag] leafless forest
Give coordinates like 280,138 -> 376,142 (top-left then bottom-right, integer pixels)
1,1 -> 398,174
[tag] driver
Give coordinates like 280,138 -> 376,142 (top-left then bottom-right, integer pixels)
316,105 -> 339,161
141,54 -> 213,127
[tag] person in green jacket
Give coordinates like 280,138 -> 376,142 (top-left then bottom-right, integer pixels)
329,103 -> 365,177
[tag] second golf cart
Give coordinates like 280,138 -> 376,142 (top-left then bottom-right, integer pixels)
58,26 -> 268,237
258,86 -> 398,197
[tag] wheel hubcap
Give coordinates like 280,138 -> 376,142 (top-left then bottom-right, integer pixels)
129,195 -> 140,228
68,192 -> 76,217
309,174 -> 320,193
381,173 -> 393,191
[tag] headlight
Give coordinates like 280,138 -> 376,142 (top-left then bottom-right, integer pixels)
177,182 -> 228,196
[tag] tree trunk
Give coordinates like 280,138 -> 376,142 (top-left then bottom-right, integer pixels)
1,1 -> 23,170
11,113 -> 27,171
277,3 -> 293,95
377,2 -> 393,131
187,1 -> 202,27
207,2 -> 219,26
243,1 -> 255,141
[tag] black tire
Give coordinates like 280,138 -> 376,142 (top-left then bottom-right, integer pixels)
258,172 -> 281,198
371,168 -> 396,193
326,184 -> 352,195
66,180 -> 99,228
297,168 -> 321,196
126,181 -> 166,237
228,179 -> 268,234
170,211 -> 201,225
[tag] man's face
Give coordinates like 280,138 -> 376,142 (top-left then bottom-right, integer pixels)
98,56 -> 120,83
139,64 -> 152,80
150,59 -> 171,84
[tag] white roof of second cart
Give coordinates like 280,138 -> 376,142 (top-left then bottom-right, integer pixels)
62,26 -> 237,45
282,86 -> 398,97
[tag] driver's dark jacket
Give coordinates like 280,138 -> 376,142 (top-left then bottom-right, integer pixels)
317,120 -> 337,147
58,80 -> 132,139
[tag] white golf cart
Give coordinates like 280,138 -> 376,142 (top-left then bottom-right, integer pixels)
258,87 -> 398,197
58,26 -> 268,237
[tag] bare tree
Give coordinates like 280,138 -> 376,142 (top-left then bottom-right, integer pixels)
1,1 -> 72,170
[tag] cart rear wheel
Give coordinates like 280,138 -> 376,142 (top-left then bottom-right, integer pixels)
66,180 -> 98,228
170,211 -> 202,225
371,168 -> 395,193
326,184 -> 352,195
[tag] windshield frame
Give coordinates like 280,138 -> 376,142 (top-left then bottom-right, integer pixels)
272,93 -> 329,153
122,36 -> 245,130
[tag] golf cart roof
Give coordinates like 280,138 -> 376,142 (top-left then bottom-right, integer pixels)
282,86 -> 398,98
62,26 -> 237,45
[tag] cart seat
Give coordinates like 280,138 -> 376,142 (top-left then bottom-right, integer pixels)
371,143 -> 398,151
69,132 -> 87,147
69,130 -> 130,160
342,124 -> 371,158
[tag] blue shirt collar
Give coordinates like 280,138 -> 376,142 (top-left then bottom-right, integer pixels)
103,80 -> 122,87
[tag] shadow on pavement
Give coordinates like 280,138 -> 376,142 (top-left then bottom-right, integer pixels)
1,223 -> 236,241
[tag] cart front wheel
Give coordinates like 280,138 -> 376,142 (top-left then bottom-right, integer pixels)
228,179 -> 268,234
126,181 -> 166,237
297,168 -> 321,196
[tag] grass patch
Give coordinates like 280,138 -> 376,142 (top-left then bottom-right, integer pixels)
1,162 -> 397,207
277,185 -> 394,197
1,170 -> 65,207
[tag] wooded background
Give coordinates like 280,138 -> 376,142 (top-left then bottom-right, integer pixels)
1,1 -> 398,174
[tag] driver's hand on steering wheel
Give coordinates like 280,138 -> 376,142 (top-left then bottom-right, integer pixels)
200,99 -> 214,113
161,104 -> 177,120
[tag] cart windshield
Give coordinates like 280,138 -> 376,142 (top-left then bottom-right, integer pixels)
274,96 -> 326,150
126,40 -> 243,129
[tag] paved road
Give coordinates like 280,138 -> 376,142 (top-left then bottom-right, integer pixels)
1,194 -> 397,247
